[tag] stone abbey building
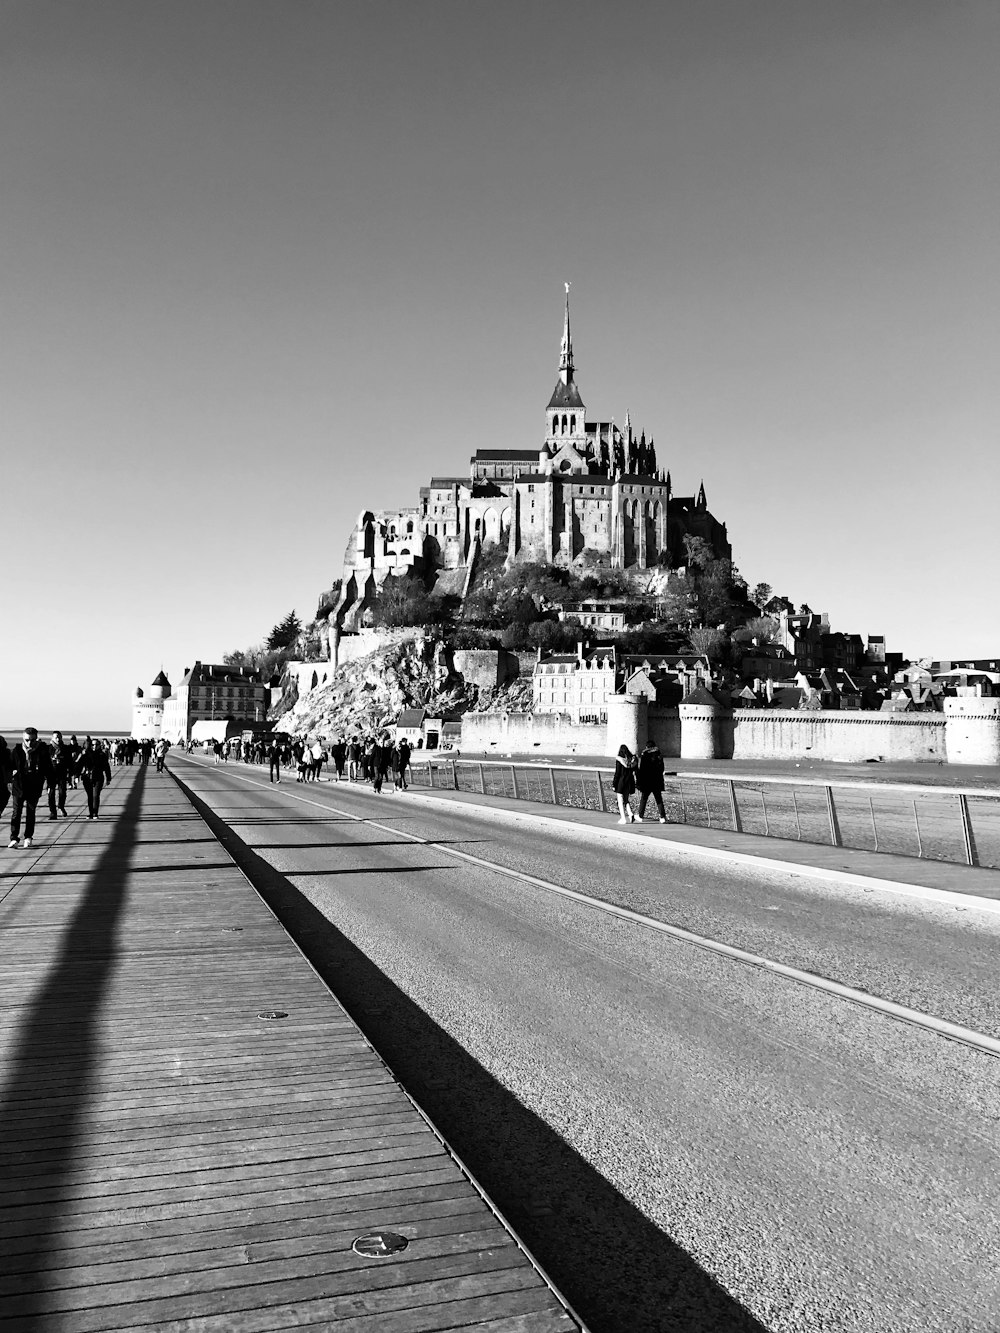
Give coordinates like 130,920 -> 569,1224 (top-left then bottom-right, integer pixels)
334,291 -> 731,630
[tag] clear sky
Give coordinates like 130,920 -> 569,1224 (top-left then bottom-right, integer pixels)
3,0 -> 998,730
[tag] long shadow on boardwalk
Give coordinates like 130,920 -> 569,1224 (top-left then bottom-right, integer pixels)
184,773 -> 770,1333
0,766 -> 146,1327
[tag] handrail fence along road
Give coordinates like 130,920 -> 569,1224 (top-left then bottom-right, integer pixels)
408,758 -> 1000,870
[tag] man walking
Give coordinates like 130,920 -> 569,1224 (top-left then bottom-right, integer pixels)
47,730 -> 70,819
268,740 -> 281,784
8,728 -> 52,849
635,740 -> 668,823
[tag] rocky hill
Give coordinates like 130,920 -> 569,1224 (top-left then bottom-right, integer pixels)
270,633 -> 532,741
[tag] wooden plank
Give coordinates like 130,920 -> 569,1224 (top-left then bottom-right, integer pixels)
0,766 -> 579,1331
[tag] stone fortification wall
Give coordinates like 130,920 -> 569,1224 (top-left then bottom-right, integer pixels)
943,698 -> 1000,765
334,628 -> 425,669
459,702 -> 1000,767
648,707 -> 681,757
728,710 -> 946,764
452,650 -> 519,692
461,710 -> 604,755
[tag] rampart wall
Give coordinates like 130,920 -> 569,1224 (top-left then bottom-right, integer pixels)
461,710 -> 604,755
728,710 -> 946,764
459,701 -> 999,765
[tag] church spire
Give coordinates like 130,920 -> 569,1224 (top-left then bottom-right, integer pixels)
558,282 -> 574,385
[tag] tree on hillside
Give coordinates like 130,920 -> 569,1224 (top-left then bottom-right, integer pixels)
267,611 -> 302,650
732,616 -> 780,645
655,574 -> 697,628
372,578 -> 433,628
682,535 -> 715,571
688,626 -> 728,660
750,582 -> 773,611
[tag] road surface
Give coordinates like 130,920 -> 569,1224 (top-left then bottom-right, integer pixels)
174,757 -> 1000,1333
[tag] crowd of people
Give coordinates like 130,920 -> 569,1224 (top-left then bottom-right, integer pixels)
206,732 -> 414,794
5,720 -> 672,847
1,729 -> 172,849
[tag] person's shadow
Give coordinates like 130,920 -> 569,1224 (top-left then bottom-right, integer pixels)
0,767 -> 146,1325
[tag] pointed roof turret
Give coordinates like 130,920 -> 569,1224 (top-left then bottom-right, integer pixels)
697,480 -> 707,510
558,281 -> 574,383
546,282 -> 584,410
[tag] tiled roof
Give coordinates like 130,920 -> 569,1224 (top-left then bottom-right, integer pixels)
473,449 -> 538,461
546,379 -> 585,410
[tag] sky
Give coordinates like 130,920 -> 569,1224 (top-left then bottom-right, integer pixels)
2,0 -> 998,729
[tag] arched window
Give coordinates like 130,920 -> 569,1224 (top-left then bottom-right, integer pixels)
570,415 -> 576,433
562,415 -> 568,433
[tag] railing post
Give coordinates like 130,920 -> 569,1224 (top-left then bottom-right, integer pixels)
869,795 -> 879,851
727,780 -> 741,833
958,794 -> 976,867
825,785 -> 842,847
478,762 -> 485,794
760,789 -> 769,836
452,760 -> 459,791
791,789 -> 802,840
549,767 -> 558,805
594,770 -> 606,813
703,781 -> 711,828
510,764 -> 519,799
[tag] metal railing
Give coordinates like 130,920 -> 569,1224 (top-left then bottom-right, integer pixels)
407,759 -> 1000,870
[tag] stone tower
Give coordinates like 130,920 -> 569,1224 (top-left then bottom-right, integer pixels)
132,670 -> 171,740
543,284 -> 588,462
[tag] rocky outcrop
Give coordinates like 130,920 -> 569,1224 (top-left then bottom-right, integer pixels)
269,634 -> 531,740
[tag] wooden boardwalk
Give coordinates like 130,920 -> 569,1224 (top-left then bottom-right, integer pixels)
0,764 -> 580,1332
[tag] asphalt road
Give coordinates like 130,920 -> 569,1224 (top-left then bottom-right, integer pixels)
174,758 -> 1000,1333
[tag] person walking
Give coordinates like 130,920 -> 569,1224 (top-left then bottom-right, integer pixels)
267,740 -> 282,784
68,735 -> 82,787
8,728 -> 53,848
0,738 -> 12,828
396,737 -> 411,791
347,737 -> 361,782
612,744 -> 637,824
331,737 -> 346,782
154,738 -> 169,773
78,735 -> 112,821
635,740 -> 668,823
47,730 -> 70,819
371,735 -> 390,794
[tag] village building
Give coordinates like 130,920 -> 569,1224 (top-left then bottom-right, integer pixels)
622,654 -> 712,704
557,600 -> 629,632
532,643 -> 618,722
159,662 -> 271,744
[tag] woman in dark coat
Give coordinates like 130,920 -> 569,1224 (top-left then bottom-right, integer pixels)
636,741 -> 668,823
612,744 -> 636,824
77,736 -> 112,820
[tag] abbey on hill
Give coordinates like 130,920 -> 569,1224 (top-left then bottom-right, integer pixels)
333,290 -> 731,631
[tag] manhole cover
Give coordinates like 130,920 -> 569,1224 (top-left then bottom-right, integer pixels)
352,1231 -> 409,1258
257,1011 -> 288,1021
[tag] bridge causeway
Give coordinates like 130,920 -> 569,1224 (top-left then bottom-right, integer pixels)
0,764 -> 579,1331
